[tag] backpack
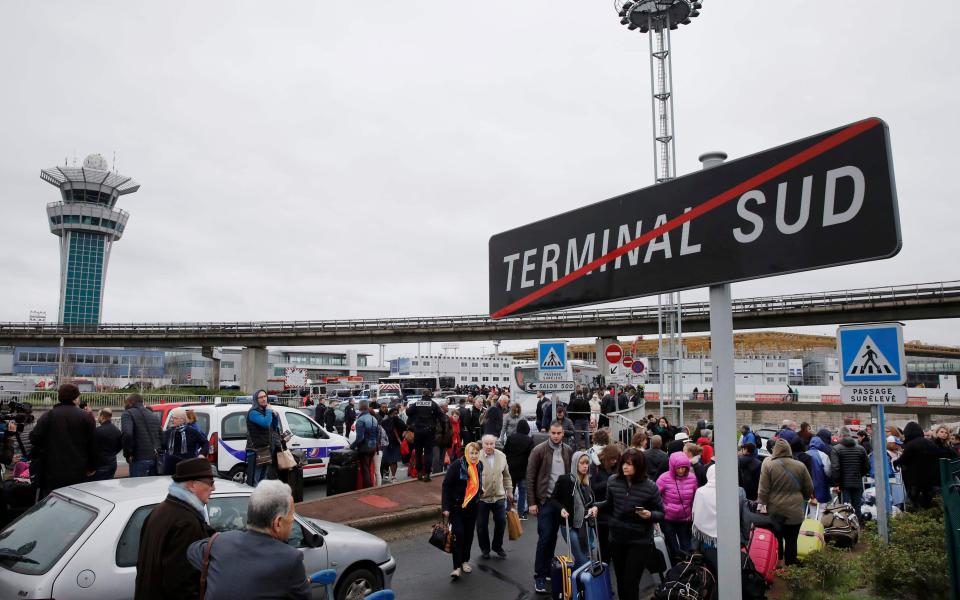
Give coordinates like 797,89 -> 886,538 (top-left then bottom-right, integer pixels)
741,551 -> 767,600
334,405 -> 346,424
654,553 -> 716,600
821,502 -> 859,547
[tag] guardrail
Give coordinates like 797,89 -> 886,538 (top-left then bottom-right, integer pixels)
0,280 -> 956,338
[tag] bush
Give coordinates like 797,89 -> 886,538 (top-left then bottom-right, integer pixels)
862,503 -> 948,599
779,545 -> 863,600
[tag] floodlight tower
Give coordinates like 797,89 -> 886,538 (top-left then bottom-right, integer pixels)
614,0 -> 703,425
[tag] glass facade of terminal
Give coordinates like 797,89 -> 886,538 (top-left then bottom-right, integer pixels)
13,346 -> 164,377
63,232 -> 105,324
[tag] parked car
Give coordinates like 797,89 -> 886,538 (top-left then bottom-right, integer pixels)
153,401 -> 348,481
0,477 -> 395,600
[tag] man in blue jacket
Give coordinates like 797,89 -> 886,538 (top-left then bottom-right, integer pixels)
351,401 -> 380,489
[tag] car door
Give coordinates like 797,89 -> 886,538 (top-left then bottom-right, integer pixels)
283,410 -> 341,478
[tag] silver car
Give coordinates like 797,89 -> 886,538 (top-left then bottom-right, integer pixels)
0,477 -> 396,600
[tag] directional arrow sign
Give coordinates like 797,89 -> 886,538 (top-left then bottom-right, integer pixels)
525,381 -> 576,392
489,118 -> 899,317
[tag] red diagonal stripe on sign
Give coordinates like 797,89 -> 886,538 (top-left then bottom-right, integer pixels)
492,118 -> 882,319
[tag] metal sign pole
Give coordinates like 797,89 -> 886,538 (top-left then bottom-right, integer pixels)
702,151 -> 740,599
872,404 -> 890,542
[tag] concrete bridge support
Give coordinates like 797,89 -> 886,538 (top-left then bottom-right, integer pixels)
241,347 -> 268,394
202,346 -> 221,391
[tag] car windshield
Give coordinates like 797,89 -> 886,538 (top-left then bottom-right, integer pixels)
0,494 -> 98,575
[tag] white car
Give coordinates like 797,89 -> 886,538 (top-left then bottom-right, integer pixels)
0,477 -> 395,600
159,401 -> 349,481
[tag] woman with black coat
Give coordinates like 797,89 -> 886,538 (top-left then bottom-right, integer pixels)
441,442 -> 484,580
503,418 -> 535,518
894,421 -> 943,510
381,408 -> 406,482
589,444 -> 622,563
603,448 -> 666,600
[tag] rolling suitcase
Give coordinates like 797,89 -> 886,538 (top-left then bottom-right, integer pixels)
797,503 -> 825,560
551,518 -> 575,600
570,520 -> 613,600
639,524 -> 673,590
748,526 -> 778,585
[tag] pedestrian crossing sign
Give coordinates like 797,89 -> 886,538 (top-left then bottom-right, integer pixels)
538,341 -> 567,371
837,323 -> 906,385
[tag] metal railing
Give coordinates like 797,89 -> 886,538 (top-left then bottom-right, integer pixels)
0,280 -> 956,339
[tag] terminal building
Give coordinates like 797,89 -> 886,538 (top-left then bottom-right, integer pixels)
389,354 -> 518,386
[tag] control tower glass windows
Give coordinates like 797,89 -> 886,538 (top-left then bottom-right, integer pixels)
65,189 -> 113,206
62,232 -> 105,324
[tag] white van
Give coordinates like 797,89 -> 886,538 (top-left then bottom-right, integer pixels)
159,401 -> 349,482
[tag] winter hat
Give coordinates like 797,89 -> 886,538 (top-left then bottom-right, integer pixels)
173,457 -> 215,482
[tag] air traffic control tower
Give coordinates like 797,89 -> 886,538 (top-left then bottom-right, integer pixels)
40,154 -> 140,324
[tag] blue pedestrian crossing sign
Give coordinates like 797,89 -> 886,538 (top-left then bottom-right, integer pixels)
538,341 -> 567,371
837,323 -> 906,385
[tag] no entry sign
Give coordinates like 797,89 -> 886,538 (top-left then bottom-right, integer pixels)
622,356 -> 634,368
489,118 -> 900,318
604,344 -> 622,364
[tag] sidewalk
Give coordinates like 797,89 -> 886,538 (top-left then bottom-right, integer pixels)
296,476 -> 443,532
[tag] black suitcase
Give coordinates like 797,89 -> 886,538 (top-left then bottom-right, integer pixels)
326,462 -> 358,497
281,466 -> 304,503
328,448 -> 358,467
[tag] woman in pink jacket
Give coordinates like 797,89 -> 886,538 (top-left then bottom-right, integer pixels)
656,451 -> 699,563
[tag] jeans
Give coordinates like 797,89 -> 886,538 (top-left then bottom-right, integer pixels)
357,449 -> 375,489
477,499 -> 508,554
559,523 -> 596,569
534,501 -> 561,578
129,459 -> 157,478
660,520 -> 693,564
90,464 -> 116,481
514,480 -> 528,515
573,419 -> 590,449
245,450 -> 271,487
841,487 -> 864,522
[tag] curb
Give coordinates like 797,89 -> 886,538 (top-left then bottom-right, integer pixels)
345,505 -> 441,533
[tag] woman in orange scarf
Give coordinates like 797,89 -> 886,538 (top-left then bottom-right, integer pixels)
442,441 -> 483,579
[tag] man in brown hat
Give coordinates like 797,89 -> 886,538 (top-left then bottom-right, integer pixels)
135,457 -> 216,600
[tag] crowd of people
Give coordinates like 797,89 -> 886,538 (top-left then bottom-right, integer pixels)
428,386 -> 960,598
4,382 -> 960,599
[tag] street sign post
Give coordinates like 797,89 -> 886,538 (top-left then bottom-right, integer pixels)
525,380 -> 575,393
489,118 -> 899,318
488,123 -> 900,600
605,343 -> 623,364
538,340 -> 567,371
840,385 -> 907,405
837,322 -> 905,543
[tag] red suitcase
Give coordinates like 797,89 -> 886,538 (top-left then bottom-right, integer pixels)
748,526 -> 778,584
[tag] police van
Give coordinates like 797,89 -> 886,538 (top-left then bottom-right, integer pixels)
155,399 -> 348,482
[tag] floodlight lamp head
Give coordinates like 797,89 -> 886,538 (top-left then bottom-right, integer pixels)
614,0 -> 700,33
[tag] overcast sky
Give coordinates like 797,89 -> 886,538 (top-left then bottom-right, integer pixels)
1,1 -> 957,360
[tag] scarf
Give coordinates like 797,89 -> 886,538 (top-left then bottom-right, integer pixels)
692,464 -> 717,544
172,424 -> 188,456
168,481 -> 210,524
461,458 -> 481,508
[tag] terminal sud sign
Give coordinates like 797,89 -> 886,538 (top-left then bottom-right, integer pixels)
489,118 -> 900,318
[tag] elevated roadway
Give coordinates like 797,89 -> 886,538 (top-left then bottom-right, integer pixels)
1,280 -> 958,347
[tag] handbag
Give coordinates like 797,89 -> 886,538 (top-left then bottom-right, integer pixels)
277,449 -> 297,470
254,446 -> 272,466
428,515 -> 455,553
507,507 -> 523,540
